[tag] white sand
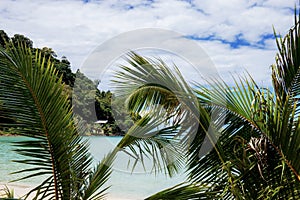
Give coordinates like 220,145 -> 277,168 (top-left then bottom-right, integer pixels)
0,183 -> 136,200
0,183 -> 33,199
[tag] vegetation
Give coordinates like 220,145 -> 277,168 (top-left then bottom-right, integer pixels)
0,30 -> 130,136
111,12 -> 300,199
0,42 -> 180,199
1,8 -> 300,200
0,44 -> 116,199
73,69 -> 133,135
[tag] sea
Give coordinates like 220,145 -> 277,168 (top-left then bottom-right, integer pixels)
0,136 -> 186,199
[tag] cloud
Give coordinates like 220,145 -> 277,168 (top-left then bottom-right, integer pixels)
200,39 -> 276,86
0,0 -> 297,87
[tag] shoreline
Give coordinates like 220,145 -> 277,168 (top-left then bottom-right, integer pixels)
0,182 -> 33,199
0,183 -> 133,200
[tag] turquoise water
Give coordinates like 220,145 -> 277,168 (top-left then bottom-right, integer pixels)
0,136 -> 186,199
0,136 -> 37,183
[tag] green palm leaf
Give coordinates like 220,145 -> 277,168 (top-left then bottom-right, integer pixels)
0,44 -> 112,200
145,182 -> 216,200
194,74 -> 300,198
272,8 -> 300,100
113,49 -> 300,199
112,52 -> 205,177
116,112 -> 185,177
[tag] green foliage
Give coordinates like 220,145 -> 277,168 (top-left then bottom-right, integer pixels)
145,183 -> 213,200
0,30 -> 9,48
73,69 -> 98,124
272,9 -> 300,100
112,10 -> 300,198
0,30 -> 125,136
73,70 -> 135,135
0,45 -> 114,199
0,30 -> 75,87
95,90 -> 113,122
11,34 -> 33,49
0,44 -> 185,200
54,56 -> 75,87
106,92 -> 136,134
113,52 -> 200,177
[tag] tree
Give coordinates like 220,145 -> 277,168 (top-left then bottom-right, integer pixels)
0,30 -> 9,48
41,47 -> 57,58
112,12 -> 300,199
73,69 -> 98,124
95,90 -> 136,135
2,31 -> 76,87
0,45 -> 114,199
11,34 -> 33,48
55,56 -> 75,87
73,71 -> 133,136
0,33 -> 77,133
39,48 -> 75,87
0,44 -> 181,199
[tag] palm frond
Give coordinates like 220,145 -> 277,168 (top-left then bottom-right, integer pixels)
145,182 -> 217,200
113,52 -> 199,121
111,11 -> 300,198
112,52 -> 205,177
272,8 -> 300,101
80,150 -> 116,200
116,112 -> 185,177
192,74 -> 300,199
0,44 -> 112,199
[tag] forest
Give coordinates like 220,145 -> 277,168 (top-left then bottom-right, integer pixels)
0,30 -> 131,136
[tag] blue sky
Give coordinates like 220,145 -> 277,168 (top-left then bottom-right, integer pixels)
0,0 -> 297,86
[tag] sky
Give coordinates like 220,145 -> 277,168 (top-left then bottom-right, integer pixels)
0,0 -> 297,87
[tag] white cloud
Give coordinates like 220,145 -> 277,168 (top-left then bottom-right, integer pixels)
0,0 -> 297,87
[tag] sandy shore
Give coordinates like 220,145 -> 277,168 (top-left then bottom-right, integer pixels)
0,183 -> 33,199
0,183 -> 137,200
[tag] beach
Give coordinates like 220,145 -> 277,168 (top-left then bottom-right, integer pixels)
0,183 -> 136,200
0,183 -> 33,199
0,136 -> 186,200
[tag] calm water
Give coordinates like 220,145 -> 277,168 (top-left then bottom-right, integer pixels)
0,136 -> 186,199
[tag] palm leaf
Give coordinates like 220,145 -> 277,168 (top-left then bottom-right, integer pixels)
0,44 -> 112,199
112,52 -> 205,176
272,8 -> 300,100
113,50 -> 300,199
106,10 -> 300,199
116,112 -> 185,177
145,182 -> 217,200
193,74 -> 300,199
